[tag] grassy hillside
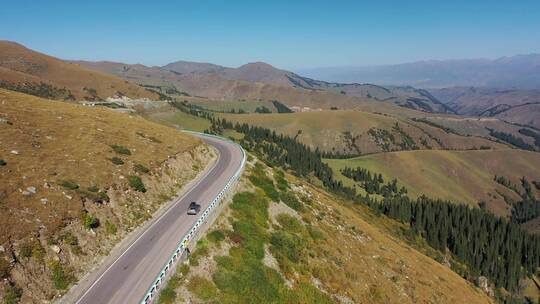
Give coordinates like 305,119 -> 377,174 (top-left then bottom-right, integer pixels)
353,101 -> 540,148
219,110 -> 506,155
76,61 -> 380,110
0,41 -> 158,100
164,61 -> 453,113
157,159 -> 493,303
138,101 -> 213,132
430,87 -> 540,128
325,149 -> 540,216
495,103 -> 540,129
188,98 -> 278,113
0,89 -> 213,303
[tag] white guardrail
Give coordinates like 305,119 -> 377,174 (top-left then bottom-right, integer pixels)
141,133 -> 246,304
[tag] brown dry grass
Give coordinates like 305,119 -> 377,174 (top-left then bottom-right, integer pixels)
0,89 -> 199,243
0,41 -> 158,100
220,110 -> 505,154
298,177 -> 493,303
326,149 -> 540,217
155,72 -> 372,109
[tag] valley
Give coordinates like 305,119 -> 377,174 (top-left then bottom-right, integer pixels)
0,36 -> 539,304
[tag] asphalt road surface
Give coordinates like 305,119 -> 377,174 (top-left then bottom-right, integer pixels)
75,134 -> 244,304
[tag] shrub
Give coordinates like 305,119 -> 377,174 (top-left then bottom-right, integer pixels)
32,243 -> 45,261
307,225 -> 325,240
128,175 -> 146,192
248,165 -> 279,201
2,284 -> 21,304
280,191 -> 304,212
289,282 -> 334,304
179,263 -> 190,277
19,242 -> 32,258
190,238 -> 210,266
83,87 -> 97,96
212,249 -> 286,302
78,188 -> 110,203
275,214 -> 303,234
270,230 -> 306,264
82,213 -> 100,229
207,230 -> 225,244
134,163 -> 150,174
157,269 -> 184,302
111,144 -> 131,155
0,257 -> 10,279
110,157 -> 124,165
59,180 -> 79,190
187,276 -> 218,301
0,159 -> 6,166
105,221 -> 117,235
49,261 -> 74,290
275,171 -> 288,191
158,287 -> 177,304
62,232 -> 78,246
87,185 -> 99,192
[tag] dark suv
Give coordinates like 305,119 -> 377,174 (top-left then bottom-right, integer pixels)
187,201 -> 201,215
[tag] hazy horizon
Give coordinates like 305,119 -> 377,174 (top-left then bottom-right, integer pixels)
2,0 -> 539,70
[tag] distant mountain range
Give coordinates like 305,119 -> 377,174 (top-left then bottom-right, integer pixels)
4,41 -> 536,127
75,59 -> 451,113
430,87 -> 540,128
79,57 -> 540,128
296,54 -> 540,90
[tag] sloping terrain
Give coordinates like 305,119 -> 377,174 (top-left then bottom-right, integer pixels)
72,60 -> 187,93
312,82 -> 454,113
175,74 -> 372,110
162,60 -> 226,75
0,89 -> 214,303
352,100 -> 540,150
78,59 -> 451,113
430,86 -> 540,128
494,103 -> 540,129
157,159 -> 492,303
76,60 -> 373,110
325,149 -> 540,217
219,110 -> 506,155
165,61 -> 452,113
297,54 -> 540,89
95,62 -> 536,155
164,61 -> 315,88
0,41 -> 158,100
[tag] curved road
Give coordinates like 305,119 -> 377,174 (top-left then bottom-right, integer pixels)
74,134 -> 244,304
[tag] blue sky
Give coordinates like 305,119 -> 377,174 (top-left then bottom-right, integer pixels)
1,0 -> 539,69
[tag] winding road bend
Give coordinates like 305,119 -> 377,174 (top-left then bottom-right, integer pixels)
73,134 -> 244,304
